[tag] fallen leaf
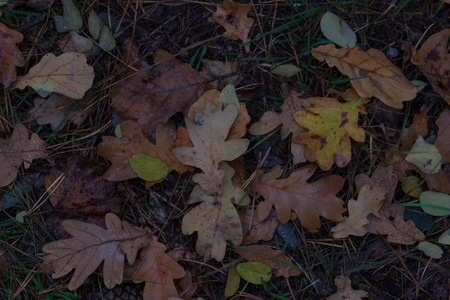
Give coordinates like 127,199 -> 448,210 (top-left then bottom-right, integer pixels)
41,213 -> 151,290
329,275 -> 367,300
419,191 -> 450,216
234,245 -> 301,278
110,49 -> 207,133
364,203 -> 425,245
201,59 -> 242,90
238,209 -> 279,245
44,156 -> 123,237
129,153 -> 169,182
293,94 -> 366,170
320,12 -> 356,48
355,165 -> 398,205
97,120 -> 192,184
53,0 -> 82,33
251,164 -> 345,232
411,29 -> 450,104
249,89 -> 307,164
177,270 -> 197,300
405,136 -> 441,174
272,64 -> 301,77
28,93 -> 94,130
182,162 -> 248,261
0,124 -> 47,187
133,236 -> 185,300
0,22 -> 24,87
212,0 -> 254,53
438,228 -> 450,245
173,102 -> 249,195
401,176 -> 423,198
224,264 -> 240,298
417,241 -> 443,259
70,31 -> 93,53
332,185 -> 387,238
236,262 -> 271,285
312,44 -> 416,108
13,52 -> 94,99
434,108 -> 450,164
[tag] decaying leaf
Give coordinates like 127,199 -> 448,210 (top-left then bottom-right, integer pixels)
212,0 -> 254,53
329,275 -> 368,300
177,270 -> 197,300
405,136 -> 441,174
293,94 -> 366,170
0,124 -> 47,187
28,93 -> 94,130
236,262 -> 272,285
355,165 -> 398,205
402,176 -> 423,198
251,164 -> 345,232
312,44 -> 416,108
133,236 -> 185,300
411,29 -> 450,104
53,0 -> 82,33
173,102 -> 249,195
249,89 -> 307,164
332,185 -> 387,238
182,162 -> 249,261
41,213 -> 151,290
110,49 -> 207,133
238,209 -> 279,245
0,22 -> 24,87
13,53 -> 94,99
201,59 -> 242,90
235,245 -> 301,278
320,11 -> 356,48
434,108 -> 450,164
97,120 -> 192,185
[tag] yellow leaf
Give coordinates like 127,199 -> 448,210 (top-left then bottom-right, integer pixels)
236,262 -> 272,285
224,265 -> 240,298
129,153 -> 169,182
401,176 -> 423,198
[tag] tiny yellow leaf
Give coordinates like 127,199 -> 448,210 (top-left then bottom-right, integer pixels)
236,262 -> 272,285
129,153 -> 169,181
401,176 -> 423,198
224,265 -> 240,298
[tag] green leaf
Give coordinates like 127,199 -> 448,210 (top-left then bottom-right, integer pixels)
224,266 -> 240,298
70,31 -> 93,53
129,153 -> 168,181
99,25 -> 116,52
419,191 -> 450,216
438,228 -> 450,245
401,176 -> 423,198
320,11 -> 356,48
411,80 -> 427,92
114,123 -> 122,138
88,10 -> 102,40
405,136 -> 441,174
54,0 -> 83,33
236,262 -> 272,285
417,241 -> 443,259
272,64 -> 301,77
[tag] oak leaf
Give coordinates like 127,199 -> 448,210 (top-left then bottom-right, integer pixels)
97,120 -> 192,185
0,124 -> 47,187
251,164 -> 345,232
173,102 -> 249,195
293,94 -> 366,171
41,213 -> 152,290
355,165 -> 398,205
434,108 -> 449,164
212,0 -> 254,53
331,185 -> 387,238
110,49 -> 207,133
235,245 -> 301,278
249,89 -> 307,164
239,208 -> 279,245
182,162 -> 249,261
13,53 -> 94,99
312,44 -> 416,108
0,22 -> 24,87
133,236 -> 185,300
329,275 -> 367,300
411,29 -> 450,105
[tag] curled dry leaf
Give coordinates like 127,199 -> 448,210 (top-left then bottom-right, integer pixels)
97,120 -> 192,185
13,53 -> 94,99
355,165 -> 398,205
238,208 -> 279,245
0,22 -> 24,87
293,93 -> 366,171
212,0 -> 254,53
41,213 -> 152,290
133,236 -> 185,300
329,275 -> 368,300
312,44 -> 416,108
110,49 -> 207,133
251,164 -> 345,232
0,124 -> 47,187
173,102 -> 249,195
249,89 -> 307,164
235,245 -> 301,278
411,29 -> 450,104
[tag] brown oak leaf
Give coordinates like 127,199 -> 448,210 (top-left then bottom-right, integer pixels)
235,245 -> 301,278
110,49 -> 207,133
0,22 -> 24,87
434,108 -> 449,164
355,165 -> 398,205
329,275 -> 367,300
212,0 -> 255,53
251,164 -> 346,232
312,44 -> 416,108
133,236 -> 185,300
0,124 -> 47,187
238,209 -> 279,245
97,120 -> 192,184
41,213 -> 152,290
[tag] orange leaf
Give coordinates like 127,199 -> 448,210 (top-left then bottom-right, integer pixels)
251,164 -> 345,232
0,23 -> 24,87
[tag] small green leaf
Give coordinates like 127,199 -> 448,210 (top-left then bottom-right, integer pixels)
114,123 -> 122,138
88,10 -> 102,40
236,262 -> 272,285
417,241 -> 443,259
402,176 -> 423,198
405,136 -> 441,174
438,228 -> 450,245
129,153 -> 168,181
272,64 -> 301,77
16,211 -> 27,223
54,0 -> 83,33
411,80 -> 427,92
320,11 -> 356,48
70,31 -> 94,53
419,191 -> 450,216
224,266 -> 240,298
98,25 -> 116,52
